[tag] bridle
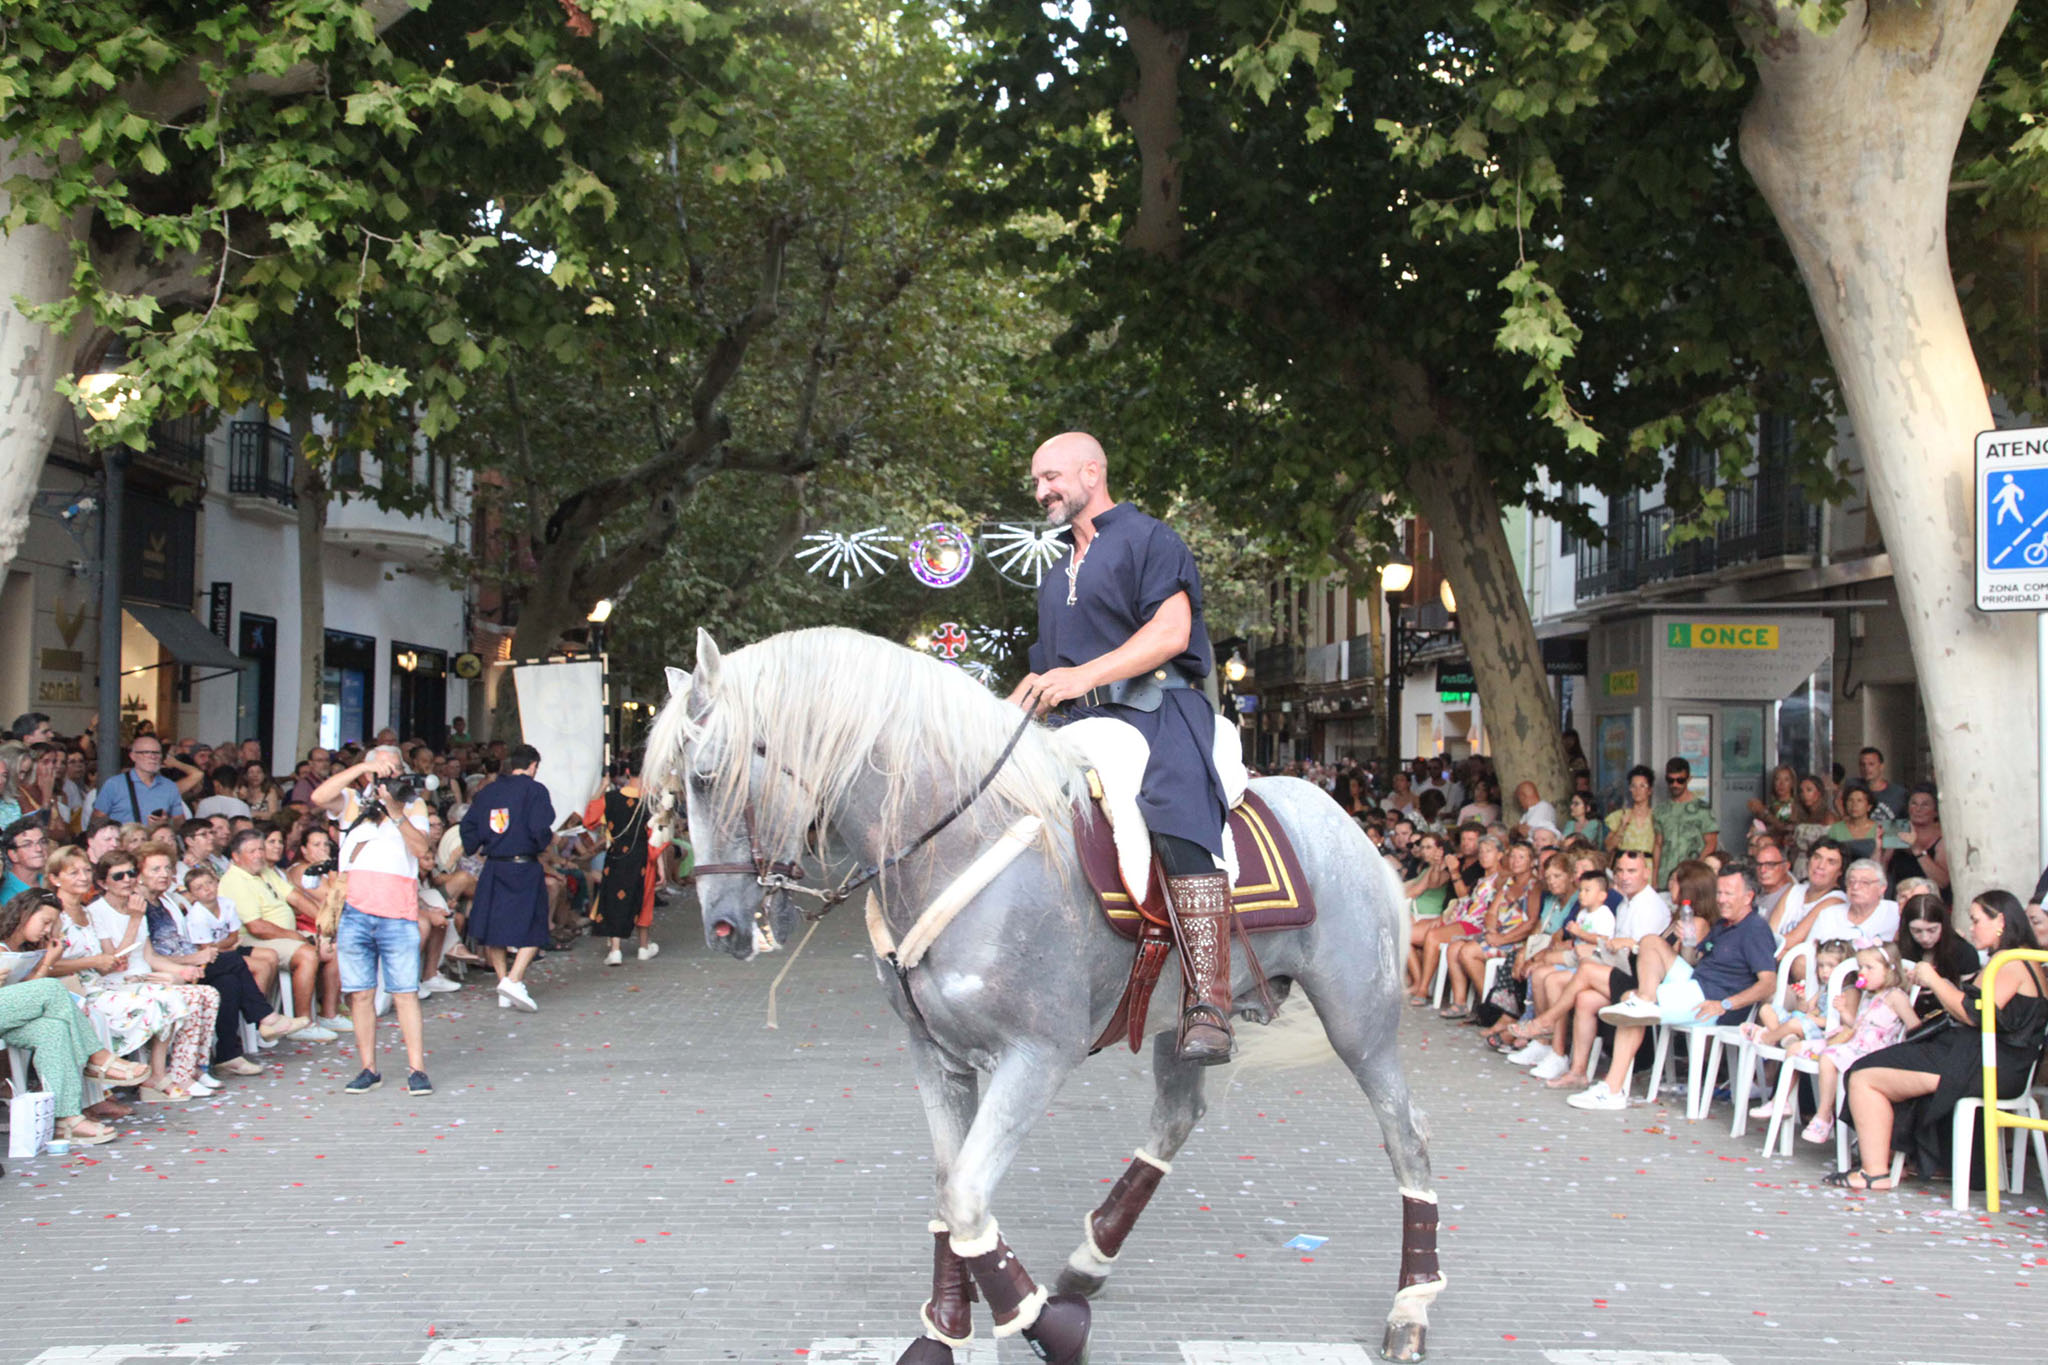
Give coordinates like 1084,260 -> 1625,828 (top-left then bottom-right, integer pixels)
688,709 -> 1037,946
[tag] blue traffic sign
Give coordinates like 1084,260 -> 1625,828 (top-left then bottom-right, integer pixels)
1984,466 -> 2048,571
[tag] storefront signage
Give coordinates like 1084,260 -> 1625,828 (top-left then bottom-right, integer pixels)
1603,670 -> 1640,696
209,582 -> 232,644
1435,661 -> 1475,693
120,488 -> 197,608
1666,622 -> 1778,650
1541,636 -> 1588,676
1438,691 -> 1474,705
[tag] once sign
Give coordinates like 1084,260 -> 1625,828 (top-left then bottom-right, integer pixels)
1975,424 -> 2048,612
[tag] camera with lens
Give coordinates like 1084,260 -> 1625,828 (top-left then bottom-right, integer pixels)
304,858 -> 339,877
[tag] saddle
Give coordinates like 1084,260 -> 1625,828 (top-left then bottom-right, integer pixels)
1073,785 -> 1318,1054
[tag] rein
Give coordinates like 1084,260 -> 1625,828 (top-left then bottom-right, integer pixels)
692,707 -> 1039,934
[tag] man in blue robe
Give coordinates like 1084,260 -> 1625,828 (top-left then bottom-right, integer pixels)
460,744 -> 557,1012
1010,431 -> 1235,1063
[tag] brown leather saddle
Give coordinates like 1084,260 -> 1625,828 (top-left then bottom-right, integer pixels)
1072,786 -> 1317,1053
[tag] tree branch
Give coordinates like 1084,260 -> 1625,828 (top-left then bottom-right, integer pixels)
121,1 -> 420,121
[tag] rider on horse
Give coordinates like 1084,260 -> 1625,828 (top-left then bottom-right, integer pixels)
1008,430 -> 1237,1065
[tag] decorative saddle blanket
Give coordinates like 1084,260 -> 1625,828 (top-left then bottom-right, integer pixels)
1074,787 -> 1319,942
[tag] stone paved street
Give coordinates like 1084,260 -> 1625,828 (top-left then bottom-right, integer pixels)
5,899 -> 2044,1364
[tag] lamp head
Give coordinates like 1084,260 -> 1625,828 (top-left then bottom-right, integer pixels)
1379,560 -> 1414,594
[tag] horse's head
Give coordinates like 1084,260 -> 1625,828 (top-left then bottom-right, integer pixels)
647,629 -> 806,961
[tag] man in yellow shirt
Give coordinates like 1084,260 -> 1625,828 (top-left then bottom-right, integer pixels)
219,829 -> 332,1039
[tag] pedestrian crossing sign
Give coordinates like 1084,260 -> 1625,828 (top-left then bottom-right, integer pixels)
1976,425 -> 2048,611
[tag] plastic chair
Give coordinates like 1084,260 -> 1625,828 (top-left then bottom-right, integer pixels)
1729,941 -> 1820,1139
1909,1057 -> 2047,1210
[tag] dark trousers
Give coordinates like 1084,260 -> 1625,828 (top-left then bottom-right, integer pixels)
202,953 -> 271,1063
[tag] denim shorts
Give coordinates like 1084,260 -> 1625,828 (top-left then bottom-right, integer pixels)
336,905 -> 421,995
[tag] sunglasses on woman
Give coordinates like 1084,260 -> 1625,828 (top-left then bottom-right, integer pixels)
104,868 -> 138,882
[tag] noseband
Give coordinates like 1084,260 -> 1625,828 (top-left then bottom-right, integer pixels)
690,709 -> 1037,943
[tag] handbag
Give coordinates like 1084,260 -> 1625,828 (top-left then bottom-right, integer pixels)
7,1088 -> 55,1158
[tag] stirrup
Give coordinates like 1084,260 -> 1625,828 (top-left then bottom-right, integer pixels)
1177,1001 -> 1234,1063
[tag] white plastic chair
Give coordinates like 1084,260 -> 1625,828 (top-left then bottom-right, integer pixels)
1901,1057 -> 2047,1210
1431,946 -> 1500,1013
1730,941 -> 1818,1140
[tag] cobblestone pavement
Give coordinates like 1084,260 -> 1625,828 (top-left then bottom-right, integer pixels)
6,899 -> 2043,1364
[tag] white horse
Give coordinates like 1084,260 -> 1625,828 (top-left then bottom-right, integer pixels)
646,626 -> 1445,1363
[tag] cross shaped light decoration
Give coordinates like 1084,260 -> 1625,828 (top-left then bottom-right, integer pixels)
931,621 -> 970,659
980,523 -> 1066,587
794,527 -> 902,588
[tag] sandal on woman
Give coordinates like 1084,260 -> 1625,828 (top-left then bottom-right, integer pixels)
1406,994 -> 1430,1007
138,1085 -> 191,1104
55,1117 -> 118,1147
83,1057 -> 148,1084
1821,1167 -> 1897,1191
1438,1004 -> 1472,1021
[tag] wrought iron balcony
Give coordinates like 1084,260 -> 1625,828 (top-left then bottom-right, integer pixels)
228,420 -> 295,506
1574,477 -> 1821,602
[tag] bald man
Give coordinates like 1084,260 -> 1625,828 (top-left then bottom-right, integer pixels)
1009,431 -> 1236,1064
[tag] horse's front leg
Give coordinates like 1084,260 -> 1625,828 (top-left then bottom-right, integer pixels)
1057,1027 -> 1206,1298
897,1033 -> 981,1365
939,1047 -> 1094,1365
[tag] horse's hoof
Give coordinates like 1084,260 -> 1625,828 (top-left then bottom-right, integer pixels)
1054,1264 -> 1108,1299
1380,1320 -> 1427,1362
893,1336 -> 956,1365
1023,1291 -> 1092,1364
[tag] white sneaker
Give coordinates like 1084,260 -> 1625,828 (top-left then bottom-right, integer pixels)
1567,1080 -> 1628,1111
190,1073 -> 223,1093
316,1014 -> 351,1032
1531,1051 -> 1572,1081
498,993 -> 511,1009
420,974 -> 459,996
1507,1041 -> 1555,1067
1598,994 -> 1664,1026
604,948 -> 623,967
637,943 -> 660,961
498,979 -> 537,1012
291,1025 -> 339,1042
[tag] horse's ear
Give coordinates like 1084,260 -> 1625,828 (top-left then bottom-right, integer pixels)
694,629 -> 723,688
664,666 -> 689,699
691,629 -> 723,718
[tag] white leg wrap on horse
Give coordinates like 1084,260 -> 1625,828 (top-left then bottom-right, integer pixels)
949,1221 -> 1001,1260
1066,1215 -> 1119,1278
927,1218 -> 950,1235
1387,1275 -> 1447,1327
1397,1186 -> 1438,1204
920,1302 -> 974,1348
991,1285 -> 1048,1337
1132,1146 -> 1172,1174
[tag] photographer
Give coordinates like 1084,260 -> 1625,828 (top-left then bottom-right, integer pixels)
311,746 -> 435,1097
458,743 -> 556,1013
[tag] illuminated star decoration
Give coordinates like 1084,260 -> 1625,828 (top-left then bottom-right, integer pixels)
794,526 -> 901,588
960,659 -> 998,687
980,522 -> 1066,587
908,522 -> 975,588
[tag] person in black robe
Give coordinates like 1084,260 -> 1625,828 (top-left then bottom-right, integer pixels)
459,743 -> 556,1012
588,757 -> 659,965
1009,431 -> 1234,1064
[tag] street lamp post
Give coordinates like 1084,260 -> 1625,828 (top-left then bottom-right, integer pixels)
80,355 -> 135,763
1379,556 -> 1458,767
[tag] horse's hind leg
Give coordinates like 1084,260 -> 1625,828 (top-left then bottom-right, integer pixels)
896,1035 -> 981,1365
1301,972 -> 1445,1363
938,1048 -> 1094,1365
1056,1027 -> 1206,1298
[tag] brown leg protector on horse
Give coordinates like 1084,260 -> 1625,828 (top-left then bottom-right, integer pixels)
1399,1191 -> 1442,1289
1165,870 -> 1235,1064
920,1219 -> 977,1346
952,1221 -> 1092,1363
1088,1148 -> 1169,1260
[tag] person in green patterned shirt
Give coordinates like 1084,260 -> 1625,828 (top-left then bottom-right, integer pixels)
1652,757 -> 1719,886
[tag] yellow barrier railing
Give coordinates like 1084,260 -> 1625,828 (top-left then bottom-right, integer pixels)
1981,948 -> 2048,1212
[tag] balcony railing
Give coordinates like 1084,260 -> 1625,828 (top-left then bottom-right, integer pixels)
1575,477 -> 1821,601
228,420 -> 295,506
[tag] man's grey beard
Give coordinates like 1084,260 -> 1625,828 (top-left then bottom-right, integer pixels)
1043,495 -> 1077,528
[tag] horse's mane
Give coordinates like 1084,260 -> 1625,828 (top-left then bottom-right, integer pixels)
645,627 -> 1088,860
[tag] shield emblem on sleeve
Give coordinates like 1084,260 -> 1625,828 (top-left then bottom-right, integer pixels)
489,808 -> 509,833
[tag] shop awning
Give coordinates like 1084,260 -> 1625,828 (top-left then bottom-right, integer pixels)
124,603 -> 244,675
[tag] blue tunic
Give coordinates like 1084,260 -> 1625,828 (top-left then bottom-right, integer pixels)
460,773 -> 558,949
1031,501 -> 1228,859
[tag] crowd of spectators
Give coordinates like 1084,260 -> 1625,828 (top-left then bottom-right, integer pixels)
1289,738 -> 2045,1194
1,712 -> 674,1156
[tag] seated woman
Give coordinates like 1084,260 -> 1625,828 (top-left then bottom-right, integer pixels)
1511,856 -> 1617,1076
1899,891 -> 1978,1015
0,894 -> 150,1146
136,842 -> 297,1079
1408,835 -> 1503,1006
1831,890 -> 2045,1190
1450,840 -> 1540,1028
86,849 -> 222,1103
283,822 -> 349,1028
1402,832 -> 1452,921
